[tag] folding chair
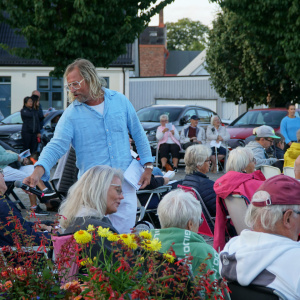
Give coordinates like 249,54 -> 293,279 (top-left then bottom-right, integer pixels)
4,181 -> 26,209
260,165 -> 281,179
228,281 -> 287,300
224,194 -> 250,235
283,167 -> 295,178
178,185 -> 215,239
136,185 -> 172,226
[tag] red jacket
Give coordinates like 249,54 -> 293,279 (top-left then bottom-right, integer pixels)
213,170 -> 265,252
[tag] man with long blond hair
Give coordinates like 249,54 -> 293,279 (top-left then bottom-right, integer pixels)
24,58 -> 153,233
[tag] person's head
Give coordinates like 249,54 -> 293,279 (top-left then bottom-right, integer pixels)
59,165 -> 124,229
190,115 -> 199,127
23,96 -> 33,108
32,90 -> 40,100
159,114 -> 169,126
31,94 -> 39,109
254,125 -> 280,149
286,102 -> 296,118
226,147 -> 255,173
64,58 -> 104,103
245,175 -> 300,241
211,115 -> 221,128
184,144 -> 212,174
157,189 -> 202,233
0,168 -> 7,195
274,133 -> 285,149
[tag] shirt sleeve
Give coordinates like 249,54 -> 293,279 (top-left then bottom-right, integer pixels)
280,117 -> 290,144
173,126 -> 180,141
180,126 -> 190,144
197,127 -> 206,143
0,146 -> 19,167
253,147 -> 278,168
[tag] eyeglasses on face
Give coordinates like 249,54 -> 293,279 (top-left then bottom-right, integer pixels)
205,159 -> 211,163
110,184 -> 123,196
282,209 -> 300,215
265,138 -> 274,143
64,79 -> 84,91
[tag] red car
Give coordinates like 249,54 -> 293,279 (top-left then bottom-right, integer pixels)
226,108 -> 300,148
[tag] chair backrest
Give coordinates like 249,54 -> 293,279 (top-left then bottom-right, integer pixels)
224,195 -> 250,235
177,184 -> 214,238
283,167 -> 295,178
51,234 -> 78,282
260,165 -> 281,179
228,281 -> 287,300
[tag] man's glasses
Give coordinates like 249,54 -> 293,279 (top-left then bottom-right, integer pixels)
265,138 -> 274,143
204,159 -> 211,163
64,79 -> 84,91
110,184 -> 123,196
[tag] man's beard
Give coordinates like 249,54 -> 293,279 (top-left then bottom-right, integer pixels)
77,96 -> 89,103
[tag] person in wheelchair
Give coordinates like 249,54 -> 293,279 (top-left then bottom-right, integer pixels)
220,175 -> 300,299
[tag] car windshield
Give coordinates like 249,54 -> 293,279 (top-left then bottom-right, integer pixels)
231,110 -> 294,128
1,112 -> 23,124
137,107 -> 182,122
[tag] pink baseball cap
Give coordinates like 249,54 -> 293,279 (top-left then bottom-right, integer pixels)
252,175 -> 300,207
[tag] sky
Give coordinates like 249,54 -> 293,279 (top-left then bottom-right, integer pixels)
149,0 -> 221,28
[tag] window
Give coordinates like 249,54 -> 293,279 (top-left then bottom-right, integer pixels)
183,109 -> 197,121
197,109 -> 211,123
0,77 -> 11,83
37,77 -> 63,109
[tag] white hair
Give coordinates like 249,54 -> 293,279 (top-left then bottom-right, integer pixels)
210,115 -> 220,126
226,147 -> 254,172
59,165 -> 123,229
184,144 -> 212,174
160,114 -> 169,121
158,189 -> 202,229
245,190 -> 300,231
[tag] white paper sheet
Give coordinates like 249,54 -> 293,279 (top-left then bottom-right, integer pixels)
130,149 -> 139,159
19,149 -> 31,159
124,159 -> 144,190
163,170 -> 175,178
166,122 -> 173,130
210,140 -> 221,148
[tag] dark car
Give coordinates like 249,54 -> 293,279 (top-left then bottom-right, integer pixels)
226,108 -> 300,148
0,110 -> 64,152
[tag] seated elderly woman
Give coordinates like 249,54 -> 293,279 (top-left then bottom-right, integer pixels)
213,147 -> 266,251
182,144 -> 216,230
152,189 -> 220,283
206,116 -> 230,173
156,114 -> 181,172
59,165 -> 123,256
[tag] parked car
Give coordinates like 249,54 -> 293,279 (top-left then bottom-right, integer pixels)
136,104 -> 220,154
226,108 -> 300,148
0,110 -> 64,152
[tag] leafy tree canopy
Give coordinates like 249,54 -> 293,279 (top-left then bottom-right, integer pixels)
207,0 -> 300,107
166,18 -> 209,51
0,0 -> 174,77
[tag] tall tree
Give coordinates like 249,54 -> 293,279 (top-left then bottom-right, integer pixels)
166,18 -> 208,51
206,7 -> 300,107
0,0 -> 174,77
207,0 -> 300,107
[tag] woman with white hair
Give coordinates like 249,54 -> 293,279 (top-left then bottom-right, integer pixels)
152,189 -> 220,283
60,165 -> 123,235
213,147 -> 265,251
206,116 -> 230,173
156,114 -> 181,172
182,144 -> 216,230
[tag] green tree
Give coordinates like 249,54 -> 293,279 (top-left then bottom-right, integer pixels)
166,18 -> 208,51
207,0 -> 300,107
0,0 -> 174,77
206,12 -> 300,107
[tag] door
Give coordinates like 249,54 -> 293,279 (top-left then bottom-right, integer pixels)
0,77 -> 11,117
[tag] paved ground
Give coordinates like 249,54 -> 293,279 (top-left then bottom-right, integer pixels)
16,166 -> 224,225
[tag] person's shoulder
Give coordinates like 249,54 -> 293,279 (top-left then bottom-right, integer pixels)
105,88 -> 127,101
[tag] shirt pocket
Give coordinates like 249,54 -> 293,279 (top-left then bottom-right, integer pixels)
107,113 -> 126,132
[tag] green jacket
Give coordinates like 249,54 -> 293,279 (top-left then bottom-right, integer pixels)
151,227 -> 221,298
0,146 -> 18,169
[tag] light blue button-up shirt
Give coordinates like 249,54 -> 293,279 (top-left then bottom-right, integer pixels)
36,88 -> 152,181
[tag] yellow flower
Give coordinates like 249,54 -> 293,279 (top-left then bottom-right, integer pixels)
163,253 -> 175,263
87,224 -> 95,232
74,230 -> 92,244
80,258 -> 93,266
139,230 -> 152,240
107,233 -> 120,242
128,241 -> 138,250
139,256 -> 145,261
142,238 -> 162,251
97,226 -> 112,238
120,234 -> 132,246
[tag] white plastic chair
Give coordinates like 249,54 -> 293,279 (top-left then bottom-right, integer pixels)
224,195 -> 251,235
260,165 -> 281,179
283,167 -> 295,178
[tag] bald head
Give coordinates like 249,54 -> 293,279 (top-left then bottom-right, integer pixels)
32,90 -> 40,99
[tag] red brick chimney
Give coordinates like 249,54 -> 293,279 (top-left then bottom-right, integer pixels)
158,9 -> 164,28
